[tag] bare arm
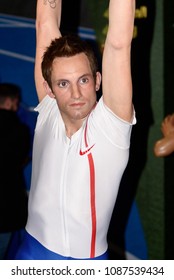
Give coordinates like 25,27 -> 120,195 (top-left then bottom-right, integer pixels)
161,114 -> 174,137
154,135 -> 174,157
35,0 -> 62,102
102,0 -> 135,122
154,114 -> 174,157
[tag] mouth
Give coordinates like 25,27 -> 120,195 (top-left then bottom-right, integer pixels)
70,102 -> 85,107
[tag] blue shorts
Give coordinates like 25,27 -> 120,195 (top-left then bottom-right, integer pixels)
15,231 -> 108,260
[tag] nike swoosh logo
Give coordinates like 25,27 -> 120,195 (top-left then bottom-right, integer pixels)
79,144 -> 95,156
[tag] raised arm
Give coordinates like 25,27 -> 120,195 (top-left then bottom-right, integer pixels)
35,0 -> 62,102
102,0 -> 135,122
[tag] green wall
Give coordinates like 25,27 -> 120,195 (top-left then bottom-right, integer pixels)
136,0 -> 164,259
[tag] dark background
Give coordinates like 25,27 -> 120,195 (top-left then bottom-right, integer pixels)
0,0 -> 91,31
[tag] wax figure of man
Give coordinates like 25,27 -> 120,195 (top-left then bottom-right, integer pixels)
15,0 -> 136,260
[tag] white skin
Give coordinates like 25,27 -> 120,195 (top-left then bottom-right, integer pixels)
45,53 -> 101,136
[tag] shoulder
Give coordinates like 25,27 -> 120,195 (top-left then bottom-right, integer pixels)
89,97 -> 136,148
34,95 -> 59,129
93,97 -> 136,125
35,95 -> 56,113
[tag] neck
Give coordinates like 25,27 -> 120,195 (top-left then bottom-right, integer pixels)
64,119 -> 85,138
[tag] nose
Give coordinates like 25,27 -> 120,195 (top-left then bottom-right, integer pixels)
71,84 -> 82,99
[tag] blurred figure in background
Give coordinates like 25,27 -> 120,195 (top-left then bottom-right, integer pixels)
0,83 -> 30,259
154,113 -> 174,157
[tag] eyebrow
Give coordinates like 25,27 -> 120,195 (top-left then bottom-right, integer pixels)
54,73 -> 93,83
78,73 -> 93,79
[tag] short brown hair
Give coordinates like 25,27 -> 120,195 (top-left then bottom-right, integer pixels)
41,35 -> 98,89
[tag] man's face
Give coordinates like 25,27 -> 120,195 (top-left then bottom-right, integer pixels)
1,97 -> 19,111
50,53 -> 101,123
11,98 -> 19,111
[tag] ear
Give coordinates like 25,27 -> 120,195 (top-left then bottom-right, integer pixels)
95,72 -> 102,91
43,80 -> 55,98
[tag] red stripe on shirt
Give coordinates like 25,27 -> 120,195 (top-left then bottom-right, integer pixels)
84,119 -> 96,258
